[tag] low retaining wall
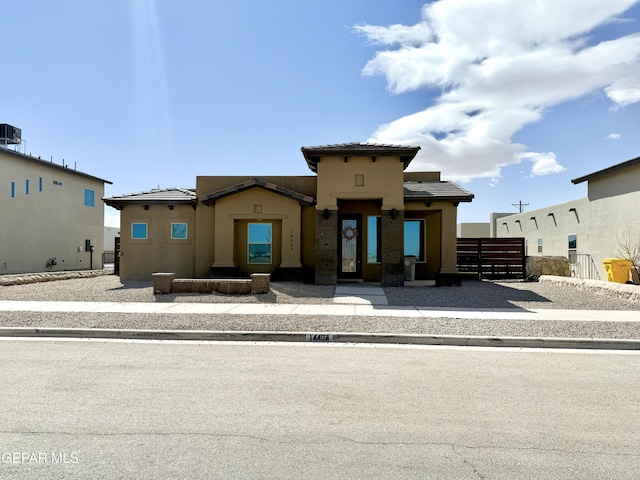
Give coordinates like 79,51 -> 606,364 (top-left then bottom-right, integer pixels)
152,273 -> 270,295
539,275 -> 640,302
526,256 -> 570,277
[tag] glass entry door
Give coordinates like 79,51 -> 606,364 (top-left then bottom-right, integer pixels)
338,215 -> 362,279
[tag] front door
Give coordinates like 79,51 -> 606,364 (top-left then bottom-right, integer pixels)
338,215 -> 362,279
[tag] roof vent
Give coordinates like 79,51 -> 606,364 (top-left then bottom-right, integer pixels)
0,124 -> 22,145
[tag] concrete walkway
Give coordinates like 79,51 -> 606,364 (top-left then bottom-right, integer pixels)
333,285 -> 388,305
0,300 -> 639,350
0,299 -> 638,322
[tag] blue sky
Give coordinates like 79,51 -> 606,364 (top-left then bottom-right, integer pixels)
2,0 -> 639,228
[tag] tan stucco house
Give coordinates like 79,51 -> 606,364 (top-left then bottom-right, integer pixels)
104,143 -> 473,285
1,141 -> 111,274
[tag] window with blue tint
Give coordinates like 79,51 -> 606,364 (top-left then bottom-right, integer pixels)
404,220 -> 425,261
131,223 -> 148,239
11,182 -> 15,198
25,179 -> 29,195
248,223 -> 272,264
39,177 -> 43,192
171,223 -> 188,239
367,216 -> 381,263
84,189 -> 95,207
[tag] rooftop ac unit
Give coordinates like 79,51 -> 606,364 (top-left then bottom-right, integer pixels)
0,124 -> 22,145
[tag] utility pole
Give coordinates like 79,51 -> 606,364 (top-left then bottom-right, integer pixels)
512,200 -> 529,213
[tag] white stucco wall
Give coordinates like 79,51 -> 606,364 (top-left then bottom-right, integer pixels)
0,149 -> 107,274
104,227 -> 120,252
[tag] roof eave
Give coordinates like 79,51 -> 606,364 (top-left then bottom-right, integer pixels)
404,195 -> 474,203
301,145 -> 421,173
103,199 -> 196,209
571,155 -> 640,184
0,147 -> 112,184
200,179 -> 315,206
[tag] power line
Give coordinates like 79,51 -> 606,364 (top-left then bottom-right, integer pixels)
512,200 -> 529,213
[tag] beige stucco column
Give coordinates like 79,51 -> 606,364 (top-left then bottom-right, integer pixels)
440,203 -> 459,274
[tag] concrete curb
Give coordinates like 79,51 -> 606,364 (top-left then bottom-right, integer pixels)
0,327 -> 639,350
539,275 -> 640,302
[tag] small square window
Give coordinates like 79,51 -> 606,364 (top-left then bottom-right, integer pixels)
132,223 -> 148,239
84,189 -> 95,207
253,204 -> 263,214
171,223 -> 188,239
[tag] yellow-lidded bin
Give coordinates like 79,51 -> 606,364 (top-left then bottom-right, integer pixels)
602,258 -> 633,283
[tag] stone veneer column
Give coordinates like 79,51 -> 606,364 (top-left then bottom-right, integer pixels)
315,210 -> 337,285
381,209 -> 405,287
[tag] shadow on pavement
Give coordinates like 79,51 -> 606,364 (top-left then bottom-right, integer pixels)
384,280 -> 552,309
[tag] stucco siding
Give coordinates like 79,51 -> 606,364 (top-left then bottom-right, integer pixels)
316,156 -> 405,209
0,151 -> 106,274
457,223 -> 490,238
495,193 -> 639,280
588,165 -> 640,200
119,204 -> 196,280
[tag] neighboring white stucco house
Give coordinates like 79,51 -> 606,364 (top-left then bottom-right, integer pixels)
457,222 -> 490,238
1,144 -> 112,274
494,156 -> 640,280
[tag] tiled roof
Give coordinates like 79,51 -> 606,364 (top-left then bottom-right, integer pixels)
571,155 -> 640,184
403,181 -> 474,202
200,178 -> 315,206
301,142 -> 420,173
103,187 -> 197,209
0,146 -> 112,184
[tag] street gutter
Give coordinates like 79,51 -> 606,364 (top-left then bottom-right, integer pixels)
1,327 -> 639,350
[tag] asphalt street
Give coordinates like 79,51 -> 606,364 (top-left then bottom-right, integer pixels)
0,339 -> 638,479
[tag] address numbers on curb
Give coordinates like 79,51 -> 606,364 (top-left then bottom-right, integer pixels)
306,333 -> 334,342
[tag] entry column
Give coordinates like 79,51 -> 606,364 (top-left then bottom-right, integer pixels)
381,209 -> 404,287
315,209 -> 337,285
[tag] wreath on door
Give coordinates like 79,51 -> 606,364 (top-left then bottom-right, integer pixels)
341,225 -> 359,242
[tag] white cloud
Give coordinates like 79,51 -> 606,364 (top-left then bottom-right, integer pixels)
607,133 -> 622,139
356,0 -> 640,180
520,152 -> 566,176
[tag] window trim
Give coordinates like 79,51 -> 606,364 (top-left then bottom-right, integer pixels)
131,223 -> 148,240
247,223 -> 272,265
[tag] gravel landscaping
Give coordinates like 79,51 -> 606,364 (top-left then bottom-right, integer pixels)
0,274 -> 638,311
0,274 -> 638,339
0,310 -> 637,339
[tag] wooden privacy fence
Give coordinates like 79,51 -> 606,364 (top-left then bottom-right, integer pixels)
457,238 -> 526,280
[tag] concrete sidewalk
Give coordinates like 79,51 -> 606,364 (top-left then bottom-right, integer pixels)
1,299 -> 639,322
1,299 -> 639,350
